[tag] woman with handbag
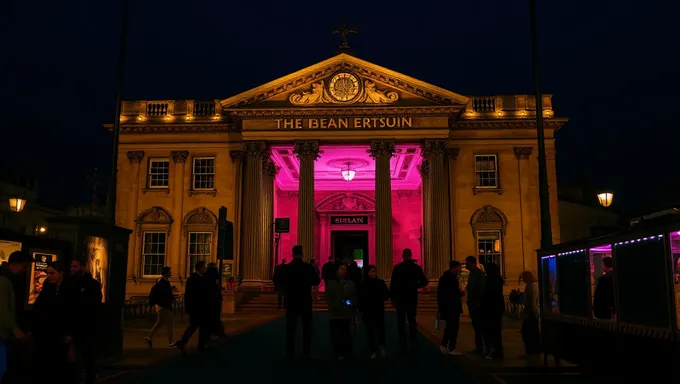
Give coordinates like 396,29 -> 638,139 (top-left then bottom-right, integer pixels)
358,265 -> 389,359
325,263 -> 358,361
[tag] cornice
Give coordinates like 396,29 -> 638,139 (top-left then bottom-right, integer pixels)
228,105 -> 463,119
115,124 -> 237,134
451,118 -> 568,131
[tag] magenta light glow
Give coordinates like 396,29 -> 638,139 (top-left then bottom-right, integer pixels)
590,245 -> 612,253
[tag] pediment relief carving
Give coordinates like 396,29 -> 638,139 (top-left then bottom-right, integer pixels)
183,207 -> 217,225
470,205 -> 508,236
136,206 -> 174,225
316,192 -> 376,212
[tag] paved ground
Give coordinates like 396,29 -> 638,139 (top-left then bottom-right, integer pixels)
100,312 -> 482,384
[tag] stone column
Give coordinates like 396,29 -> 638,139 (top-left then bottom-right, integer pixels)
126,151 -> 144,280
421,140 -> 450,281
514,147 -> 534,275
369,140 -> 395,280
293,141 -> 319,261
241,142 -> 267,285
418,159 -> 432,278
229,150 -> 245,277
260,158 -> 278,283
447,148 -> 460,261
170,151 -> 189,278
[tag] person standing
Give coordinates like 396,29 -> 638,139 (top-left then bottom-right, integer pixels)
273,259 -> 287,309
0,251 -> 34,384
481,262 -> 505,359
321,256 -> 337,286
390,248 -> 428,354
520,271 -> 541,357
145,266 -> 177,348
437,261 -> 464,356
593,257 -> 615,320
177,261 -> 211,355
205,263 -> 224,338
325,264 -> 358,361
282,245 -> 321,361
68,259 -> 102,384
358,265 -> 389,359
465,256 -> 486,353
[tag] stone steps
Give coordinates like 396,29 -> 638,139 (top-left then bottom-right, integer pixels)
238,293 -> 439,313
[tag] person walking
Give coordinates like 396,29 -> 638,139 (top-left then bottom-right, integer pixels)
437,261 -> 464,356
145,266 -> 177,348
358,265 -> 389,359
205,263 -> 224,338
325,263 -> 358,361
282,245 -> 321,361
520,271 -> 541,357
177,261 -> 211,355
465,256 -> 486,353
390,248 -> 428,354
481,262 -> 505,359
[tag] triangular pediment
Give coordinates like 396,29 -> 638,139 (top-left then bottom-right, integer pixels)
220,54 -> 468,110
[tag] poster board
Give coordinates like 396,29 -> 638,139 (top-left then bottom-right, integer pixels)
28,252 -> 57,304
83,236 -> 109,302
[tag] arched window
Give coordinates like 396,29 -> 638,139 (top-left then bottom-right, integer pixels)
135,207 -> 174,277
182,207 -> 217,275
470,205 -> 508,272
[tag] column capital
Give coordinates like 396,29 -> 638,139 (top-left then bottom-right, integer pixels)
293,140 -> 320,160
243,142 -> 269,160
514,147 -> 534,160
126,151 -> 145,164
418,159 -> 430,179
262,160 -> 280,179
171,151 -> 189,163
229,150 -> 246,164
447,148 -> 460,160
368,140 -> 396,159
421,140 -> 448,159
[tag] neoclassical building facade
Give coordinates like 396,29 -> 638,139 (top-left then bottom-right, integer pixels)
111,53 -> 566,296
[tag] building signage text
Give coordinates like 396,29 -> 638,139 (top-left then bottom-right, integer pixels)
331,216 -> 368,225
275,117 -> 413,130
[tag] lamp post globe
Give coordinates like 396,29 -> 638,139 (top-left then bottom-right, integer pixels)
597,192 -> 614,208
9,198 -> 27,212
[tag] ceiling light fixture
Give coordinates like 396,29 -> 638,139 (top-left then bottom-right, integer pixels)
341,161 -> 355,181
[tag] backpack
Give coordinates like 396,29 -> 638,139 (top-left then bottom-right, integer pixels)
148,280 -> 161,306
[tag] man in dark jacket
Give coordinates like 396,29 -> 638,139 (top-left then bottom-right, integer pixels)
273,259 -> 287,308
282,245 -> 320,361
177,261 -> 211,355
437,261 -> 464,355
593,257 -> 615,319
68,258 -> 103,384
465,255 -> 486,352
145,266 -> 176,348
390,248 -> 428,354
321,256 -> 336,284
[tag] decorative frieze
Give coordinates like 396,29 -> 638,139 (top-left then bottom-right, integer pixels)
126,151 -> 145,163
293,140 -> 320,160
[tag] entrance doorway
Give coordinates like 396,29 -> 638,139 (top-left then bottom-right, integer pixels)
331,230 -> 369,269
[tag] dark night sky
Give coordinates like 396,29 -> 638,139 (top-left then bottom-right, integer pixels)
1,0 -> 678,213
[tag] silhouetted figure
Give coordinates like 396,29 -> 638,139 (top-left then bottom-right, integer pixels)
437,260 -> 464,356
282,245 -> 321,360
68,259 -> 102,384
178,261 -> 211,355
348,260 -> 362,285
593,257 -> 615,320
325,264 -> 358,361
465,255 -> 486,352
390,248 -> 428,354
358,265 -> 389,359
205,263 -> 224,338
273,259 -> 287,309
321,256 -> 336,284
520,271 -> 541,356
145,266 -> 176,348
481,262 -> 505,359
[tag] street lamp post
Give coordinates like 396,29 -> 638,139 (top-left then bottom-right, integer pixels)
8,198 -> 27,213
105,0 -> 131,226
597,192 -> 614,208
529,0 -> 553,249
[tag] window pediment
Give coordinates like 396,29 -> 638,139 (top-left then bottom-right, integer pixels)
470,205 -> 508,236
136,206 -> 174,225
182,207 -> 217,235
315,192 -> 375,213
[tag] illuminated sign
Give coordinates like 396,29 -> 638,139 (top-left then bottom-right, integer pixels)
331,216 -> 368,225
275,117 -> 412,129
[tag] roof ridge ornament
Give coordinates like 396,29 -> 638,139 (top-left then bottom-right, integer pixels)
333,22 -> 356,54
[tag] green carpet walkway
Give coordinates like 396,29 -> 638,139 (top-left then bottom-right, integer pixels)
125,312 -> 476,384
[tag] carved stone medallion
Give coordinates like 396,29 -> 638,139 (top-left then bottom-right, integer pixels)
328,72 -> 360,102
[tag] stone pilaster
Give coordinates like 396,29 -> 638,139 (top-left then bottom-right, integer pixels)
421,140 -> 450,281
514,147 -> 534,275
418,158 -> 432,278
293,141 -> 319,261
229,150 -> 245,277
260,159 -> 278,283
447,148 -> 460,262
126,151 -> 144,280
241,142 -> 267,285
170,151 -> 189,278
369,140 -> 395,280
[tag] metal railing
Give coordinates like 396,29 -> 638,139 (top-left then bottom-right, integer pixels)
504,295 -> 525,319
123,294 -> 185,322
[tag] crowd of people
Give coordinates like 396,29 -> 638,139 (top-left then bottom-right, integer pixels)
0,251 -> 102,384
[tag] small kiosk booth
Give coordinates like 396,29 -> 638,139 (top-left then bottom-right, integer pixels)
537,210 -> 680,379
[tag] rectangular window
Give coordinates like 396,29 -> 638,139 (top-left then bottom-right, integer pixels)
142,232 -> 166,276
188,232 -> 212,273
148,159 -> 170,188
474,154 -> 498,188
477,230 -> 502,271
193,157 -> 215,190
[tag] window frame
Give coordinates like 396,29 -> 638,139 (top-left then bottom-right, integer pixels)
141,231 -> 168,278
473,154 -> 499,189
147,158 -> 171,189
476,229 -> 504,274
187,231 -> 213,274
192,156 -> 216,191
